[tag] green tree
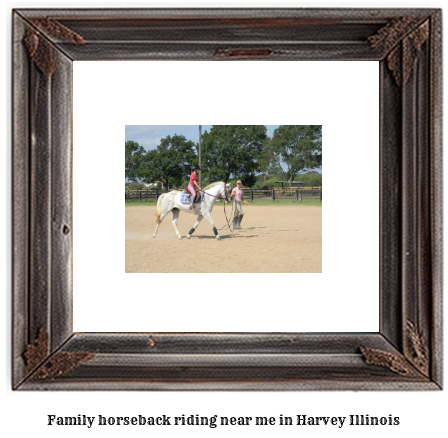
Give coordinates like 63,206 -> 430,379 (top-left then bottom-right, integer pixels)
136,134 -> 196,189
201,125 -> 267,183
258,137 -> 277,184
240,172 -> 258,188
299,171 -> 322,187
125,140 -> 145,182
272,125 -> 322,185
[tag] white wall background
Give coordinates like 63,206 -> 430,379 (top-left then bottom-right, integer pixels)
73,60 -> 379,333
3,2 -> 446,438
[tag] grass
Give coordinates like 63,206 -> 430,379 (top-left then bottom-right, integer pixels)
125,199 -> 322,207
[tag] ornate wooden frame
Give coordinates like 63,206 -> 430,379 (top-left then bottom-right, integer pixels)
12,8 -> 442,390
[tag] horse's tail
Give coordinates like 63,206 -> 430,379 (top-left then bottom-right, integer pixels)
153,193 -> 166,224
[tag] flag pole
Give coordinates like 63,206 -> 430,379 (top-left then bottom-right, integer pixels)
199,125 -> 202,186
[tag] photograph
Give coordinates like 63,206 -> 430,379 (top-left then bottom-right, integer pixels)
125,125 -> 323,273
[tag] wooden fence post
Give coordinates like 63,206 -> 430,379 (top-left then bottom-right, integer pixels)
272,190 -> 275,202
139,191 -> 142,202
295,189 -> 298,202
300,191 -> 303,202
155,189 -> 158,200
251,190 -> 253,201
320,191 -> 322,201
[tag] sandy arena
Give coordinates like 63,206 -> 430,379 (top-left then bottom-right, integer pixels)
125,205 -> 322,273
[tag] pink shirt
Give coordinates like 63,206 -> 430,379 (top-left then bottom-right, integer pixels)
189,172 -> 198,187
232,187 -> 243,202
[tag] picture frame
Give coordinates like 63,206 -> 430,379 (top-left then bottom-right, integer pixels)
12,8 -> 442,390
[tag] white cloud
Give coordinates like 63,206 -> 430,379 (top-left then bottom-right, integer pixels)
137,137 -> 162,150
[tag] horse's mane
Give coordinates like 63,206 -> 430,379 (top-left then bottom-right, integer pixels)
203,181 -> 225,190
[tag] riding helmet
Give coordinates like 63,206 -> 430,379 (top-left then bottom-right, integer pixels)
192,164 -> 201,170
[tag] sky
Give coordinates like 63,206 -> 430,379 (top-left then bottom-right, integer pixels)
125,125 -> 280,151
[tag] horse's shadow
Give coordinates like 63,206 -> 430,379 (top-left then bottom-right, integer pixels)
194,234 -> 257,240
194,235 -> 233,240
270,229 -> 300,232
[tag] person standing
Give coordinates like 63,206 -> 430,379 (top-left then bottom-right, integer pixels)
188,165 -> 202,209
230,181 -> 249,229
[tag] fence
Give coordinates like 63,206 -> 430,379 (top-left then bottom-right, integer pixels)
242,189 -> 322,202
263,186 -> 322,190
126,188 -> 322,203
125,189 -> 169,202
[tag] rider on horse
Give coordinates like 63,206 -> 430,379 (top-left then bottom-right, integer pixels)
188,164 -> 202,209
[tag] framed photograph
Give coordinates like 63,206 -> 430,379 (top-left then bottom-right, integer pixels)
12,8 -> 442,390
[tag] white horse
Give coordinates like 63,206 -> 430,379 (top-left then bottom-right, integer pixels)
152,181 -> 231,240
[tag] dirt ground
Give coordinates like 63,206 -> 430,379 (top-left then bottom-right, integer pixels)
125,205 -> 322,273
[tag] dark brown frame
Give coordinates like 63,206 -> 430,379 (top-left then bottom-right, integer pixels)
12,8 -> 442,390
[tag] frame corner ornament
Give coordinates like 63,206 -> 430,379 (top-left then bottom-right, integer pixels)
359,345 -> 425,380
23,17 -> 85,77
405,320 -> 429,377
24,328 -> 94,381
368,17 -> 430,86
24,327 -> 50,373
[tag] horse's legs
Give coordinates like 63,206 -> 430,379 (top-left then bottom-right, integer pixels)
152,222 -> 160,238
186,215 -> 203,239
152,208 -> 171,238
202,212 -> 220,240
171,208 -> 182,240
